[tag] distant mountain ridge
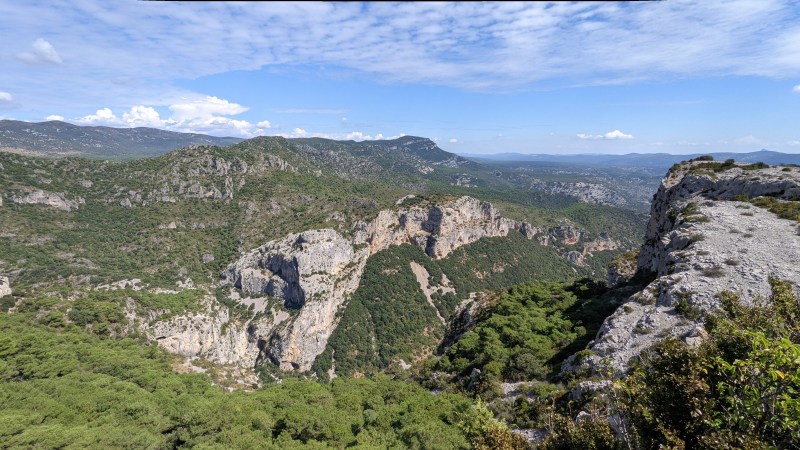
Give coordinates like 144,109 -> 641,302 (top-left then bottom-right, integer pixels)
462,149 -> 800,168
0,120 -> 243,159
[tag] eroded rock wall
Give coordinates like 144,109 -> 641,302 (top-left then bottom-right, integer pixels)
565,163 -> 800,375
148,195 -> 618,373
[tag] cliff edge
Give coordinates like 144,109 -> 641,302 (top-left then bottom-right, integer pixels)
565,160 -> 800,375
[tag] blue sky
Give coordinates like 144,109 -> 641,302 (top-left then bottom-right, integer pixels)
1,1 -> 800,155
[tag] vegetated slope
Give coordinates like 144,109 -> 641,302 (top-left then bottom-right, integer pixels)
485,160 -> 664,212
0,135 -> 643,289
0,120 -> 242,159
0,291 -> 502,449
421,158 -> 800,448
314,237 -> 580,377
0,134 -> 644,391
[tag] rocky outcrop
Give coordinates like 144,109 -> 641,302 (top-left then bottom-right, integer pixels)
565,163 -> 800,375
12,189 -> 84,211
217,196 -> 537,371
531,180 -> 628,208
144,296 -> 286,367
220,230 -> 369,370
0,276 -> 11,298
606,250 -> 638,288
149,195 -> 620,373
223,229 -> 361,308
152,195 -> 602,372
537,226 -> 584,246
107,150 -> 297,208
354,196 -> 535,259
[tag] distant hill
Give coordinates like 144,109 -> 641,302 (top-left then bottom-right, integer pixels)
462,149 -> 800,168
0,120 -> 242,159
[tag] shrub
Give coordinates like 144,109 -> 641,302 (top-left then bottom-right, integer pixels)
675,297 -> 702,321
701,266 -> 726,278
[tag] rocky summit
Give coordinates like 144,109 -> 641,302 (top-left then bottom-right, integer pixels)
564,161 -> 800,375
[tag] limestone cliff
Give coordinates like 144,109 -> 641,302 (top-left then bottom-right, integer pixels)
219,196 -> 535,371
565,162 -> 800,375
146,195 -> 604,373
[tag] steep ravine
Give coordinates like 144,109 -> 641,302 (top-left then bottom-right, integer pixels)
564,162 -> 800,375
143,195 -> 611,373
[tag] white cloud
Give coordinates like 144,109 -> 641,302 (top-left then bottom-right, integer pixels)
16,38 -> 62,65
123,106 -> 162,127
604,130 -> 633,140
4,0 -> 800,110
577,130 -> 633,140
279,128 -> 402,142
787,140 -> 800,146
0,91 -> 15,109
449,138 -> 458,143
77,108 -> 119,125
793,84 -> 800,93
69,96 -> 277,137
288,128 -> 307,138
46,115 -> 64,121
168,96 -> 248,121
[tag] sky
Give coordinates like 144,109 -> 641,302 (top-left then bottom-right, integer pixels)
1,1 -> 800,155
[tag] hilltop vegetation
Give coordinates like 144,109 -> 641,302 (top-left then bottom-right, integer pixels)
0,136 -> 643,291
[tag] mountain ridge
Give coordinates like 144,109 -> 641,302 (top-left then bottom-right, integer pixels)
0,119 -> 243,159
462,149 -> 800,168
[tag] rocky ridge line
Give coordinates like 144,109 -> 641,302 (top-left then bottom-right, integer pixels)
564,162 -> 800,375
147,195 -> 607,373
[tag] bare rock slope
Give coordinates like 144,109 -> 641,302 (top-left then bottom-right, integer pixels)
566,162 -> 800,375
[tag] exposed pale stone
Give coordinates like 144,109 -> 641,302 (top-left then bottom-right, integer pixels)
0,276 -> 11,298
12,189 -> 84,211
151,195 -> 610,373
565,163 -> 800,376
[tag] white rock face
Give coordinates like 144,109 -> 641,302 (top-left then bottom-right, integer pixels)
566,163 -> 800,375
220,196 -> 536,371
140,296 -> 287,367
356,196 -> 534,259
12,189 -> 84,211
150,196 -> 572,372
221,229 -> 369,370
0,276 -> 11,298
149,195 -> 615,373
